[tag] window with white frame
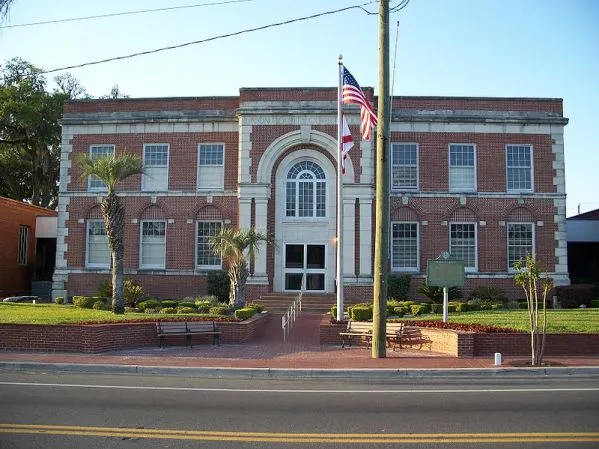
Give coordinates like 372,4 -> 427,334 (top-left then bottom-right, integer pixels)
507,223 -> 534,270
449,144 -> 476,191
285,161 -> 327,218
142,144 -> 169,191
88,145 -> 115,191
196,221 -> 222,269
197,144 -> 224,190
506,145 -> 533,192
391,143 -> 418,190
391,222 -> 419,271
86,220 -> 110,268
140,221 -> 166,269
449,222 -> 477,271
18,225 -> 29,266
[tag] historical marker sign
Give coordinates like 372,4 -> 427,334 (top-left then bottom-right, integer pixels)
426,259 -> 465,287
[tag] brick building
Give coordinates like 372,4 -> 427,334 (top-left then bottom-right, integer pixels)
52,89 -> 569,302
0,197 -> 57,298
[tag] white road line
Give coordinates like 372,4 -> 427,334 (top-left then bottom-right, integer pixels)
1,382 -> 598,394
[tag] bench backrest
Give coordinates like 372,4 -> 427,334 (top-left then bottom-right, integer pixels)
186,321 -> 218,333
347,321 -> 373,333
156,322 -> 187,333
386,322 -> 404,335
402,326 -> 422,336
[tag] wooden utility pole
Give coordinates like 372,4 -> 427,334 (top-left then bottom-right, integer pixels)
372,0 -> 390,358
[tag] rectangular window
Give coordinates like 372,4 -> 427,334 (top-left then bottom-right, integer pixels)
507,223 -> 534,270
86,220 -> 110,268
391,143 -> 418,190
140,221 -> 166,269
88,145 -> 115,191
142,144 -> 169,191
196,221 -> 222,269
449,222 -> 477,271
197,143 -> 224,190
391,222 -> 419,271
506,145 -> 533,191
18,225 -> 29,266
449,144 -> 476,191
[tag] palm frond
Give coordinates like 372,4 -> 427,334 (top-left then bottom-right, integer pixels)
78,151 -> 143,192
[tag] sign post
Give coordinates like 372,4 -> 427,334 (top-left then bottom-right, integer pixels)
426,251 -> 465,323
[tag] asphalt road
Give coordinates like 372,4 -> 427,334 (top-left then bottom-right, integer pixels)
0,372 -> 598,448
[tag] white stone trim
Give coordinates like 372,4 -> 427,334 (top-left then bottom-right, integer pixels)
52,195 -> 71,299
390,122 -> 554,135
63,122 -> 237,135
238,119 -> 252,184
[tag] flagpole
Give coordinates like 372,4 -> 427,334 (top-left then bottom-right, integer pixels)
336,54 -> 344,322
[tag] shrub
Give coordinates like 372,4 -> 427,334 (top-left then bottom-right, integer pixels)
430,303 -> 443,314
519,301 -> 528,309
138,299 -> 162,311
387,299 -> 402,315
92,300 -> 109,310
195,295 -> 219,306
447,304 -> 457,313
555,284 -> 595,308
96,280 -> 112,299
491,303 -> 503,310
591,299 -> 599,308
207,271 -> 230,303
72,296 -> 96,308
505,300 -> 521,310
54,297 -> 64,305
176,306 -> 196,314
393,306 -> 409,316
418,285 -> 462,303
247,304 -> 264,313
96,278 -> 144,307
450,301 -> 468,313
469,285 -> 508,303
398,300 -> 417,307
178,301 -> 197,309
410,303 -> 430,316
159,307 -> 177,314
234,307 -> 257,320
468,297 -> 497,311
161,300 -> 179,308
145,307 -> 162,314
388,274 -> 411,300
195,304 -> 211,313
351,306 -> 373,321
209,305 -> 230,316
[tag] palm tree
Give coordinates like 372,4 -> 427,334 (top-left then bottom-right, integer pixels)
78,152 -> 143,314
210,227 -> 271,309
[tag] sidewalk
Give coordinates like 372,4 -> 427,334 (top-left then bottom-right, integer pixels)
1,314 -> 598,377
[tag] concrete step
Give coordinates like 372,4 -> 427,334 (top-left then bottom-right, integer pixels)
250,294 -> 366,314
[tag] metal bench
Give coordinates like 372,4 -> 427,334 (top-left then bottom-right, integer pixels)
339,321 -> 373,348
156,321 -> 221,348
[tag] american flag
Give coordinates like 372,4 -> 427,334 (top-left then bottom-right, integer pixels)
342,67 -> 377,140
341,114 -> 354,174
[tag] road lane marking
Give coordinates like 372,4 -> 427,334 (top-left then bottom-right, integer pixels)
1,382 -> 598,394
1,425 -> 598,443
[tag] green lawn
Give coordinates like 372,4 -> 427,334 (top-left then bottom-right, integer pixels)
396,309 -> 599,333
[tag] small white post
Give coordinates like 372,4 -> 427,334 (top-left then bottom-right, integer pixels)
442,287 -> 449,323
494,352 -> 503,366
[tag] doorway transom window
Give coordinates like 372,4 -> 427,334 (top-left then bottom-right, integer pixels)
285,161 -> 326,218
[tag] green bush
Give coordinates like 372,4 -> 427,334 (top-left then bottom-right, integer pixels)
431,303 -> 443,314
161,300 -> 179,308
351,306 -> 373,321
491,303 -> 503,310
387,299 -> 402,315
247,304 -> 264,313
145,307 -> 162,314
450,301 -> 468,313
54,297 -> 64,305
195,295 -> 219,306
96,280 -> 112,299
469,285 -> 508,303
447,304 -> 457,313
393,306 -> 409,316
96,278 -> 145,307
178,302 -> 197,309
207,271 -> 230,303
418,285 -> 462,303
410,303 -> 430,316
72,296 -> 96,308
234,307 -> 257,320
92,300 -> 109,310
468,297 -> 497,311
176,306 -> 196,314
519,301 -> 528,309
138,299 -> 162,311
209,305 -> 230,316
388,274 -> 411,300
398,300 -> 417,307
195,304 -> 211,313
505,300 -> 521,310
591,299 -> 599,308
159,307 -> 177,314
555,284 -> 596,308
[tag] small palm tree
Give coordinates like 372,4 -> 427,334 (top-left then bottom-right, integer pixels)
210,227 -> 271,309
78,152 -> 143,314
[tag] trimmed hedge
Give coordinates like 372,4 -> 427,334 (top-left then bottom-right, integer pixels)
159,307 -> 177,314
92,300 -> 109,310
161,300 -> 179,308
591,299 -> 599,308
234,307 -> 257,320
247,304 -> 265,313
555,284 -> 596,308
393,306 -> 409,316
450,302 -> 468,313
410,304 -> 430,316
138,299 -> 162,311
72,296 -> 97,309
176,306 -> 196,314
209,305 -> 230,316
351,306 -> 373,321
178,302 -> 197,309
54,297 -> 64,305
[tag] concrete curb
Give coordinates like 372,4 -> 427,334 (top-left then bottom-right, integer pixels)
2,362 -> 599,379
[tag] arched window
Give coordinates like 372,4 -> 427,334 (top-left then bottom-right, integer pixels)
285,161 -> 326,218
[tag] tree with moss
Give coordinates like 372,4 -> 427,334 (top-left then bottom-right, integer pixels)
513,255 -> 553,366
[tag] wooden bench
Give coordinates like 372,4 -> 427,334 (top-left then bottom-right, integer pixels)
339,321 -> 373,348
156,321 -> 221,348
384,322 -> 405,351
395,326 -> 432,350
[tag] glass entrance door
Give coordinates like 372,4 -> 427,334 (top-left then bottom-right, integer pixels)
284,244 -> 326,291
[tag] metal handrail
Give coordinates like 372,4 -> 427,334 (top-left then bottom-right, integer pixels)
282,274 -> 304,341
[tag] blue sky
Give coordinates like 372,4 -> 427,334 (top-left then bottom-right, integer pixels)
1,0 -> 597,216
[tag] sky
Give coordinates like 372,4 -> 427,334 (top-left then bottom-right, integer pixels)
1,0 -> 597,217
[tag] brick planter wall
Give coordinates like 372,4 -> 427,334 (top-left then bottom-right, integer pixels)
0,312 -> 271,353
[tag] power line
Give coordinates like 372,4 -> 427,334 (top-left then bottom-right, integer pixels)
0,0 -> 253,29
40,1 -> 380,74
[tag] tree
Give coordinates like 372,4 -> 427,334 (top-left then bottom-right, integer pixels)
78,152 -> 143,314
209,227 -> 271,309
101,85 -> 129,99
514,255 -> 553,366
0,0 -> 14,22
54,73 -> 90,99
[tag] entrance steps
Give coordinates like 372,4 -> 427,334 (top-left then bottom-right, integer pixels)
250,294 -> 365,314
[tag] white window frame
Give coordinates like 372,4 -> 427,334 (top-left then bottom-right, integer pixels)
285,160 -> 328,219
197,143 -> 225,191
85,219 -> 110,269
195,220 -> 222,270
507,222 -> 535,271
139,220 -> 167,269
449,222 -> 478,272
506,144 -> 534,193
390,221 -> 419,272
448,143 -> 477,192
87,145 -> 115,191
391,143 -> 419,191
18,225 -> 29,266
142,143 -> 169,192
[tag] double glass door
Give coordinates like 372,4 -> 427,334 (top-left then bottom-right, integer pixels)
284,244 -> 326,291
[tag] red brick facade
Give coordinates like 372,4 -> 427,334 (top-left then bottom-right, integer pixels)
53,92 -> 569,303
